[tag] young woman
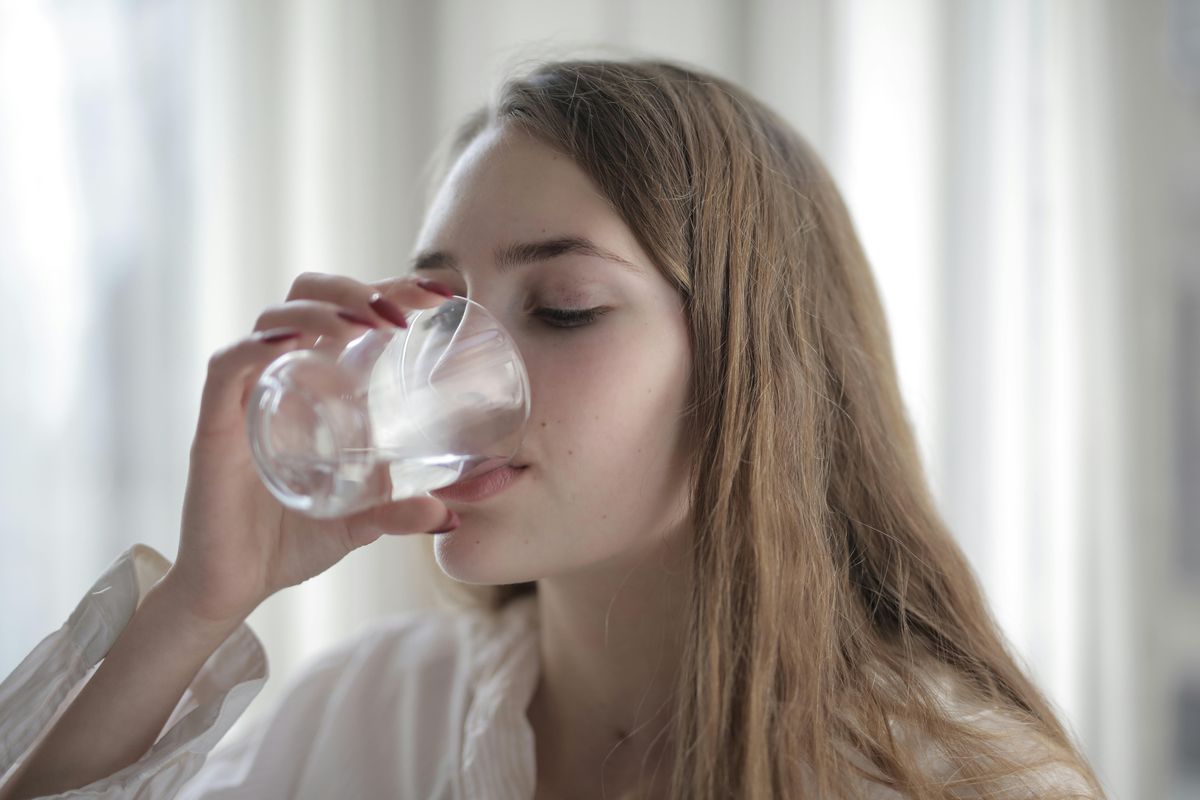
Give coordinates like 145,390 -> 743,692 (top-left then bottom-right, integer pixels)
0,58 -> 1105,799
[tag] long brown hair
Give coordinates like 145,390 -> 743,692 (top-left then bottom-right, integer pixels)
411,58 -> 1105,799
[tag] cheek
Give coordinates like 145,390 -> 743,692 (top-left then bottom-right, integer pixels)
529,326 -> 690,508
527,335 -> 629,466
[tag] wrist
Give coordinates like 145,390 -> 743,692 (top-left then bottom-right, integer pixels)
144,572 -> 253,646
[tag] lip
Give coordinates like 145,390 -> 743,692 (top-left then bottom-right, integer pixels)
430,464 -> 529,503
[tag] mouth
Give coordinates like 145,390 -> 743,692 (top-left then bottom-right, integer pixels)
430,462 -> 529,504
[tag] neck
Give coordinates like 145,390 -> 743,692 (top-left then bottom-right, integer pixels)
527,525 -> 692,798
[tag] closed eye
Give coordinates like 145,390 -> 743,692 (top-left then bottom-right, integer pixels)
534,306 -> 608,328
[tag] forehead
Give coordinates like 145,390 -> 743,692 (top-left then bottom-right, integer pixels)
417,126 -> 623,249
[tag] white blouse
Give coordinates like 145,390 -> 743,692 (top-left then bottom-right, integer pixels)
0,544 -> 542,799
0,545 -> 1096,799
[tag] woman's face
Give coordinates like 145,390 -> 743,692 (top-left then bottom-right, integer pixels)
413,124 -> 693,586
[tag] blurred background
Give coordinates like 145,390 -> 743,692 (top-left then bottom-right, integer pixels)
0,0 -> 1195,796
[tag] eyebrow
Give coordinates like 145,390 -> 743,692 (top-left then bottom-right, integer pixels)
409,235 -> 642,276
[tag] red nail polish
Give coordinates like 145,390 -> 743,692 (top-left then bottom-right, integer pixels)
260,328 -> 301,343
336,309 -> 378,328
368,292 -> 409,328
415,278 -> 455,299
429,509 -> 460,533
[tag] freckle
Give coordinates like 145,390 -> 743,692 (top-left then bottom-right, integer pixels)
601,514 -> 607,520
475,540 -> 480,544
523,538 -> 529,544
567,449 -> 573,455
540,422 -> 547,428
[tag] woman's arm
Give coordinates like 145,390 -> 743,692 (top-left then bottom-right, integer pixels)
0,574 -> 245,800
2,273 -> 453,799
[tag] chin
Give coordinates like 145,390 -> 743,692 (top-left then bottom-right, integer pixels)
431,525 -> 538,586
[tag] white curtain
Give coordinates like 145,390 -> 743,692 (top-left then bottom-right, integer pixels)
2,1 -> 1185,797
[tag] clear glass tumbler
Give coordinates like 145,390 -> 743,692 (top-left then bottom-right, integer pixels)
245,295 -> 531,518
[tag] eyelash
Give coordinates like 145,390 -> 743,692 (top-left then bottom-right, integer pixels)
427,302 -> 605,331
534,306 -> 607,328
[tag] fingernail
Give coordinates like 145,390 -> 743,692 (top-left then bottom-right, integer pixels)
415,277 -> 455,299
429,509 -> 460,533
368,292 -> 409,328
259,328 -> 302,343
336,309 -> 378,328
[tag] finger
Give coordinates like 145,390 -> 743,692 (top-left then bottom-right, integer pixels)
194,328 -> 306,441
285,272 -> 456,328
253,299 -> 381,339
368,274 -> 458,308
343,495 -> 460,539
254,299 -> 382,356
363,277 -> 456,334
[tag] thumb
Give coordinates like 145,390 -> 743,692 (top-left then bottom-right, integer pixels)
349,495 -> 460,537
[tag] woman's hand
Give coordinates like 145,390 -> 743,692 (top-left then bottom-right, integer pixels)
160,273 -> 459,626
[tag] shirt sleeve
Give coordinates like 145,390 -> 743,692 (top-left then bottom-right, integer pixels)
0,544 -> 269,799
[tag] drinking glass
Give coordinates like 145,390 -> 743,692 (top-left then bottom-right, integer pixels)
245,295 -> 531,518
